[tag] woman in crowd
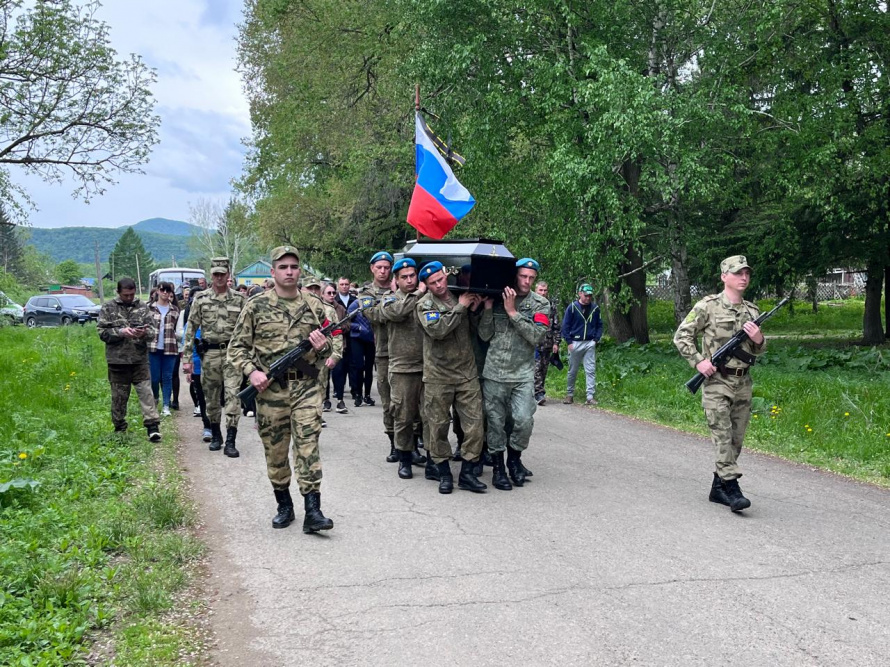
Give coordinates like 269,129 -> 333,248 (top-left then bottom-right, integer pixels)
149,281 -> 180,417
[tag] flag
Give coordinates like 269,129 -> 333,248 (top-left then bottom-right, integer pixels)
406,112 -> 475,239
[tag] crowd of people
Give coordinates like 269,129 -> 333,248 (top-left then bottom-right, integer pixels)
97,248 -> 764,533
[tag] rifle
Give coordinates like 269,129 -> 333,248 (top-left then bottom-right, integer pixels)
237,308 -> 360,406
685,297 -> 789,394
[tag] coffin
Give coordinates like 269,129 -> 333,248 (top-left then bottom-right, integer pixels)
400,238 -> 516,296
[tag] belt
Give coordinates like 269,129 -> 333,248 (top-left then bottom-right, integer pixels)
720,366 -> 749,377
286,370 -> 308,382
204,342 -> 227,350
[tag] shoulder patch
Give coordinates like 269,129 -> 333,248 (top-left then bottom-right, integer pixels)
384,296 -> 397,304
424,311 -> 441,322
360,296 -> 376,309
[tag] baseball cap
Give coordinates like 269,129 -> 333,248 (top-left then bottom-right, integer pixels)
210,257 -> 230,275
271,246 -> 299,262
579,283 -> 594,295
720,255 -> 752,274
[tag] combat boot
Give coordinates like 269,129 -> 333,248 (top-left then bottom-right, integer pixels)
208,423 -> 223,451
506,447 -> 526,487
302,492 -> 334,533
386,432 -> 398,463
398,449 -> 413,479
437,460 -> 454,494
708,473 -> 731,507
457,459 -> 487,493
491,451 -> 512,491
223,427 -> 239,458
722,478 -> 752,512
411,435 -> 427,466
272,489 -> 295,529
482,448 -> 494,467
425,453 -> 441,481
518,455 -> 533,477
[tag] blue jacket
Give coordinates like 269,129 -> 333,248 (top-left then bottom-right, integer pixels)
346,299 -> 375,343
561,301 -> 603,343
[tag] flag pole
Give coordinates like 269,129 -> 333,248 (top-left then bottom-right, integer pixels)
414,84 -> 420,242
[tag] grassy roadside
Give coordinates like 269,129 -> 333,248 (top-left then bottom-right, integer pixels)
548,331 -> 890,486
0,326 -> 208,665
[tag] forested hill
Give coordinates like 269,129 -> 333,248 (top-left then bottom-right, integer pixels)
25,218 -> 200,264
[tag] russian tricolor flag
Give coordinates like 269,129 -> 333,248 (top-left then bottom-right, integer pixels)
407,112 -> 475,239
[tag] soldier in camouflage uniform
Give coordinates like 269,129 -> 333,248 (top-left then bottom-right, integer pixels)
182,258 -> 246,457
673,255 -> 765,513
416,262 -> 487,494
228,246 -> 335,532
478,258 -> 550,490
532,280 -> 562,405
97,277 -> 162,441
302,277 -> 344,426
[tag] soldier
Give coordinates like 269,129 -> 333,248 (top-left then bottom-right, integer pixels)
302,277 -> 343,424
182,257 -> 246,457
97,277 -> 162,441
673,255 -> 765,513
533,280 -> 562,405
416,262 -> 487,494
478,258 -> 550,490
227,246 -> 335,532
378,258 -> 434,480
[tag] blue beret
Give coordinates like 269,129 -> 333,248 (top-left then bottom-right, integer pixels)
369,251 -> 393,265
516,257 -> 540,272
392,257 -> 416,274
419,261 -> 444,281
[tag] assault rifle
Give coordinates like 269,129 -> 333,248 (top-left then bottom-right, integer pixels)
685,297 -> 789,394
237,308 -> 359,406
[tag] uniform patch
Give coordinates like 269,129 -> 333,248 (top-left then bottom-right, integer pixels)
384,296 -> 397,304
360,296 -> 375,309
684,311 -> 696,323
533,313 -> 550,327
425,311 -> 441,322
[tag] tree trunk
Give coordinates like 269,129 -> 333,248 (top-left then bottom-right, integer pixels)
605,247 -> 650,344
669,226 -> 692,326
862,261 -> 885,345
884,264 -> 889,339
806,274 -> 818,313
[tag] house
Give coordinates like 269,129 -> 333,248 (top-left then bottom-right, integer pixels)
236,260 -> 272,287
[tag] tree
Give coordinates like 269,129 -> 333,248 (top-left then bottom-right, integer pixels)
188,197 -> 256,273
0,206 -> 24,276
108,228 -> 154,291
0,0 -> 159,219
55,259 -> 81,285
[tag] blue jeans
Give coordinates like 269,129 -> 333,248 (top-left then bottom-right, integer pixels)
149,350 -> 177,408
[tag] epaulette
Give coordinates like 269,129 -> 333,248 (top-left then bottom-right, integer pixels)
702,294 -> 721,302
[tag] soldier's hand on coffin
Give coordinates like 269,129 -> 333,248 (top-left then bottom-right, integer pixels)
308,329 -> 327,351
458,292 -> 477,308
417,280 -> 427,294
503,287 -> 517,316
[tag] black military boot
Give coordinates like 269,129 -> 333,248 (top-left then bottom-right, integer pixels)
452,445 -> 463,461
437,460 -> 454,494
223,427 -> 240,458
708,473 -> 731,507
506,448 -> 526,487
398,449 -> 413,479
457,459 -> 487,493
386,432 -> 398,463
722,478 -> 752,512
272,489 -> 295,529
302,492 -> 334,533
491,451 -> 512,491
518,455 -> 533,477
482,448 -> 494,467
411,435 -> 427,466
425,453 -> 440,481
208,423 -> 223,451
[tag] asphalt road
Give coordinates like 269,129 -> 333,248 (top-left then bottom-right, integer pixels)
179,391 -> 890,667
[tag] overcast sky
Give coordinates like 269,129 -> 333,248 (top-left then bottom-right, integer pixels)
14,0 -> 249,229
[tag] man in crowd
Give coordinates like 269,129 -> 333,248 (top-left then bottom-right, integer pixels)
379,258 -> 431,479
347,253 -> 389,410
228,246 -> 335,532
182,257 -> 246,457
331,276 -> 356,413
97,277 -> 162,441
416,262 -> 487,494
561,283 -> 604,406
673,255 -> 765,513
478,258 -> 550,490
303,277 -> 343,427
533,280 -> 562,406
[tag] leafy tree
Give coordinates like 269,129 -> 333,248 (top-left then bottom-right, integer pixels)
55,259 -> 82,285
188,197 -> 257,273
0,206 -> 24,276
108,228 -> 154,292
0,0 -> 159,220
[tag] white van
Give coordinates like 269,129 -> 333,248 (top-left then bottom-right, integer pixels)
149,267 -> 205,294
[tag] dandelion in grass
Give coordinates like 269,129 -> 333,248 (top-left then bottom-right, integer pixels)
844,412 -> 850,417
807,427 -> 813,433
18,452 -> 27,460
70,371 -> 76,377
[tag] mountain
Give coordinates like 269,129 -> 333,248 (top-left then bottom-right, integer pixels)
25,218 -> 200,265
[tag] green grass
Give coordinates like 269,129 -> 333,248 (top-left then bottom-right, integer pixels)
547,335 -> 890,485
0,326 -> 207,665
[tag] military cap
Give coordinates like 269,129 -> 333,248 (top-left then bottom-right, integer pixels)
579,283 -> 594,295
419,261 -> 444,282
369,251 -> 394,265
720,255 -> 752,274
210,257 -> 230,275
271,245 -> 299,262
303,276 -> 322,289
392,257 -> 416,274
516,257 -> 540,272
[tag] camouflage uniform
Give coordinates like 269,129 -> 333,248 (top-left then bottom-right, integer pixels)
674,293 -> 766,481
477,292 -> 550,453
357,284 -> 395,433
228,289 -> 333,494
97,296 -> 160,431
533,300 -> 562,399
183,263 -> 246,430
380,288 -> 425,452
306,290 -> 343,393
416,291 -> 484,464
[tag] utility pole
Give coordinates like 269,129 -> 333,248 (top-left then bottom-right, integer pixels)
94,241 -> 105,303
135,254 -> 143,301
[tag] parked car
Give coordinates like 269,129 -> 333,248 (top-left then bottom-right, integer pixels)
0,290 -> 24,325
24,294 -> 101,327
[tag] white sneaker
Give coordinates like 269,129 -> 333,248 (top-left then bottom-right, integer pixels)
246,410 -> 255,417
193,406 -> 201,417
162,406 -> 171,417
202,428 -> 212,442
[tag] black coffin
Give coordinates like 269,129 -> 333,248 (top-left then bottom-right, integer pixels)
401,238 -> 516,296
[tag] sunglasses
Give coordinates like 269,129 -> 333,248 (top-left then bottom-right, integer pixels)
160,287 -> 174,293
